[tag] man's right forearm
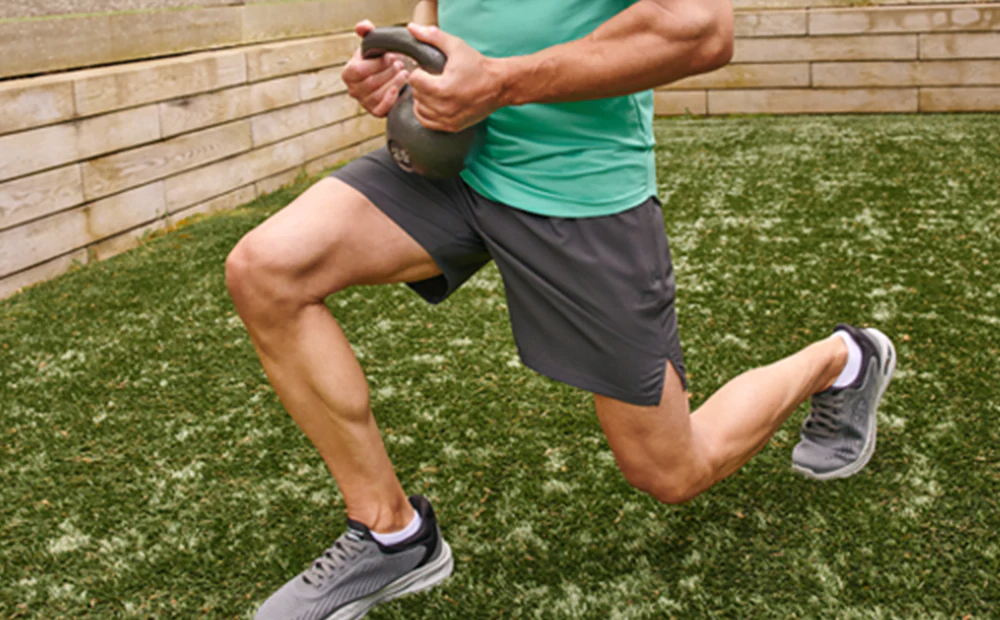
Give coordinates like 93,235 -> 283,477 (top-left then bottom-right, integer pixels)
413,0 -> 438,25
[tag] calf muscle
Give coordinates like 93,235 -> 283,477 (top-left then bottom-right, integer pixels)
225,177 -> 440,531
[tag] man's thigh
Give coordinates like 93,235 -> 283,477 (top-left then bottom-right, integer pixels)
473,196 -> 686,407
330,148 -> 493,304
238,176 -> 442,302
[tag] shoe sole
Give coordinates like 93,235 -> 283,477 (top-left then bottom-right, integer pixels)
326,541 -> 454,620
792,327 -> 896,481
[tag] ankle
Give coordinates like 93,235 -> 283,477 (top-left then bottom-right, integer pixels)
817,335 -> 850,392
349,495 -> 415,534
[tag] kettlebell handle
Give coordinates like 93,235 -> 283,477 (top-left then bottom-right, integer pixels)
361,27 -> 447,75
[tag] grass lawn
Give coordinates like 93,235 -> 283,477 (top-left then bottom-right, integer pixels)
2,114 -> 999,619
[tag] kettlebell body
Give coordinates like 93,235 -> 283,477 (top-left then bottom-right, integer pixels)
362,27 -> 481,179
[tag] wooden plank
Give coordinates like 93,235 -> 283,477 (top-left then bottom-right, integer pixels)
302,115 -> 386,161
169,184 -> 256,224
920,32 -> 1000,58
305,135 -> 385,176
251,105 -> 316,147
308,94 -> 363,128
0,14 -> 113,80
665,63 -> 810,89
0,209 -> 89,277
0,106 -> 160,183
164,136 -> 306,211
108,6 -> 243,64
813,59 -> 1000,87
246,34 -> 357,82
300,65 -> 348,101
733,34 -> 919,63
1,1 -> 235,20
0,125 -> 77,184
654,91 -> 708,116
82,120 -> 253,200
74,48 -> 247,117
243,0 -> 344,42
0,181 -> 167,277
0,165 -> 84,232
89,219 -> 166,263
0,75 -> 76,134
810,4 -> 1000,36
708,88 -> 919,114
76,105 -> 163,163
160,71 -> 353,140
160,85 -> 253,138
920,86 -> 1000,110
735,10 -> 808,38
251,75 -> 301,114
0,2 -> 409,80
255,167 -> 306,196
84,182 -> 168,241
0,249 -> 88,301
243,0 -> 411,42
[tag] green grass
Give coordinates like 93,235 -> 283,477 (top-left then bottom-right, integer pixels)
2,114 -> 999,619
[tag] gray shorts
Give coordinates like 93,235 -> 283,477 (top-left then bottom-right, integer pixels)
331,148 -> 685,406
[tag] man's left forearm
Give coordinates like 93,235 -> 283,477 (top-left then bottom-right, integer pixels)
496,0 -> 733,107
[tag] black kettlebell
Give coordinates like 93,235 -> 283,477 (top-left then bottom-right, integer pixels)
361,27 -> 481,179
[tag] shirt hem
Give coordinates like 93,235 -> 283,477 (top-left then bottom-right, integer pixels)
460,172 -> 655,219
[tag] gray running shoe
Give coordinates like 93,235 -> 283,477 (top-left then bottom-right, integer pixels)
792,324 -> 896,480
255,495 -> 453,620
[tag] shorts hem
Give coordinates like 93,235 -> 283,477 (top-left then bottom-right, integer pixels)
329,165 -> 457,305
518,351 -> 686,408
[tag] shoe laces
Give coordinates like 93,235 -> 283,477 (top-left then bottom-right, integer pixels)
802,390 -> 846,439
302,534 -> 366,586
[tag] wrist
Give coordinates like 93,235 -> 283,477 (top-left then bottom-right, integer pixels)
489,56 -> 524,108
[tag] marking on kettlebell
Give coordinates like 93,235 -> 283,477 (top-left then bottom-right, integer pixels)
388,141 -> 415,173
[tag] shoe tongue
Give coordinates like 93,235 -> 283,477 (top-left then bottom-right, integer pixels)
344,518 -> 372,542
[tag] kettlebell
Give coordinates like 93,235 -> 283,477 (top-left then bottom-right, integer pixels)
361,27 -> 481,179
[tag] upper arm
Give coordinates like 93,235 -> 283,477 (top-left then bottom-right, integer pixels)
413,0 -> 438,26
644,0 -> 734,71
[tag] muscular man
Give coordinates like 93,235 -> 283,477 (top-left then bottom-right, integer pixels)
226,0 -> 896,617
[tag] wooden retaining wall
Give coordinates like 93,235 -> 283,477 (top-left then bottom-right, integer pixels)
658,2 -> 1000,115
0,0 -> 412,80
1,1 -> 998,299
0,3 -> 410,300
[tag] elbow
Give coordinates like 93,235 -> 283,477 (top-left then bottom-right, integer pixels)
671,0 -> 734,74
698,1 -> 735,72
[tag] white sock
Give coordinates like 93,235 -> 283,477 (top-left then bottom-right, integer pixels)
370,509 -> 422,546
830,330 -> 863,389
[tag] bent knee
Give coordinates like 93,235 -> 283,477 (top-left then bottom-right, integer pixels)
646,479 -> 704,505
225,232 -> 332,320
224,237 -> 254,299
618,460 -> 708,506
225,235 -> 276,306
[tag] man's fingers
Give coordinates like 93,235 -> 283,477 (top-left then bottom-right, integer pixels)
406,68 -> 441,98
366,71 -> 409,117
412,100 -> 454,132
359,60 -> 404,94
407,23 -> 459,56
343,52 -> 394,85
354,19 -> 375,38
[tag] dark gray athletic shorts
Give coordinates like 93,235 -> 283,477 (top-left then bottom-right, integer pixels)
331,148 -> 685,406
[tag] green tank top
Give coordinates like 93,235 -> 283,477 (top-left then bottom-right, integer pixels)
438,0 -> 656,218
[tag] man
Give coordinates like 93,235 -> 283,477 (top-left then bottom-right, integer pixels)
226,0 -> 896,617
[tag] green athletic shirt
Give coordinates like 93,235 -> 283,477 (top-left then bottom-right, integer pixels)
438,0 -> 656,218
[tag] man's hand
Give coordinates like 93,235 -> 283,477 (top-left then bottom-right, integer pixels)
342,20 -> 410,118
406,24 -> 506,133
